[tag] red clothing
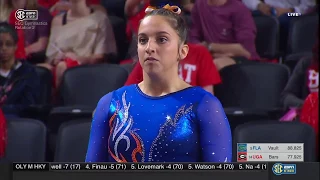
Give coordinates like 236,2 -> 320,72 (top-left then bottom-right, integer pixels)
52,58 -> 80,88
37,0 -> 59,8
125,43 -> 221,87
126,2 -> 149,40
37,0 -> 100,8
87,0 -> 100,5
8,10 -> 26,59
300,92 -> 318,156
307,63 -> 319,93
0,109 -> 6,158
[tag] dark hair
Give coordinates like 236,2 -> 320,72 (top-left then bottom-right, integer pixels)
144,8 -> 188,45
149,0 -> 182,7
0,22 -> 18,44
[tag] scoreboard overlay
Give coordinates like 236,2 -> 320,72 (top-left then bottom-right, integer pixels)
237,143 -> 304,162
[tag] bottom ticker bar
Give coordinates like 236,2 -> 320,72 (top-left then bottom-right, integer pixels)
12,163 -> 268,171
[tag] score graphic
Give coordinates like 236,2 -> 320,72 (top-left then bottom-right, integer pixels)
237,143 -> 304,162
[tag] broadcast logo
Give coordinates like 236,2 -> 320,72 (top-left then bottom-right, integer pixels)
237,144 -> 247,152
15,9 -> 38,21
272,163 -> 296,175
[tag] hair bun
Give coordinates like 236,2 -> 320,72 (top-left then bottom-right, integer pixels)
145,4 -> 182,15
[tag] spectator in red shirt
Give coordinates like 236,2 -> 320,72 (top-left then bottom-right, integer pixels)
125,0 -> 149,42
8,0 -> 52,63
125,43 -> 221,94
37,0 -> 59,9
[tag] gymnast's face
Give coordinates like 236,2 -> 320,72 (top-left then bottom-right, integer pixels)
137,15 -> 188,76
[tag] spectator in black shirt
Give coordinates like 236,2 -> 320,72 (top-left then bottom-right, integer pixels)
0,22 -> 40,116
281,36 -> 319,108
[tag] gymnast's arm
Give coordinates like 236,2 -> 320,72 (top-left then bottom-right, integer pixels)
85,92 -> 113,162
197,94 -> 232,162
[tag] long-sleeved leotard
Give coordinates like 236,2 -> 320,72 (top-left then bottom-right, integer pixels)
86,85 -> 232,162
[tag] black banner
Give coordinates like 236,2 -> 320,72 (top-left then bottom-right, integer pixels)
12,163 -> 268,172
13,163 -> 49,171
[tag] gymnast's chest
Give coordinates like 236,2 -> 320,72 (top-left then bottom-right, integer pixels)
107,102 -> 199,161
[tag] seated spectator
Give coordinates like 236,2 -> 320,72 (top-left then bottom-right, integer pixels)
243,0 -> 315,15
38,0 -> 101,16
125,44 -> 221,94
0,22 -> 40,117
281,35 -> 318,108
181,0 -> 194,13
0,0 -> 26,59
189,0 -> 260,70
0,0 -> 14,22
242,0 -> 316,52
8,0 -> 52,64
1,0 -> 26,59
125,0 -> 149,42
39,0 -> 117,88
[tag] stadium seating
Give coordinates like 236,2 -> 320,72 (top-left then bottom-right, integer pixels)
285,54 -> 313,72
121,63 -> 135,74
54,120 -> 91,162
287,14 -> 318,55
5,118 -> 47,162
284,14 -> 318,70
108,15 -> 129,63
216,63 -> 290,109
215,63 -> 290,130
35,66 -> 53,105
47,64 -> 128,133
253,15 -> 280,59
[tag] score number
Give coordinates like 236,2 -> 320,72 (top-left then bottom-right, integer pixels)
287,146 -> 302,151
287,155 -> 302,160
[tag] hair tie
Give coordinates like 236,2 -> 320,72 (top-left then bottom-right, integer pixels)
145,4 -> 182,15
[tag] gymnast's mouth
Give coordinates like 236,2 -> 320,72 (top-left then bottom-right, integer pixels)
145,57 -> 159,61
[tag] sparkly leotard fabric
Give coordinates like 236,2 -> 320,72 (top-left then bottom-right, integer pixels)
85,85 -> 232,162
